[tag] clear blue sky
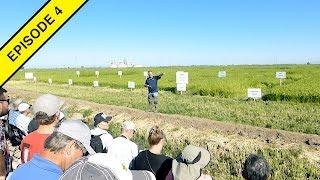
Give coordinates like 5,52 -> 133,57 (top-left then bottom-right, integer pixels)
1,0 -> 320,68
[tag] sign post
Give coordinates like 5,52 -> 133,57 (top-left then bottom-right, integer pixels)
176,71 -> 188,94
218,71 -> 227,78
128,81 -> 135,91
76,71 -> 80,77
276,72 -> 286,86
68,79 -> 73,86
247,88 -> 262,101
93,81 -> 99,88
48,78 -> 52,85
95,71 -> 99,78
118,71 -> 123,78
24,72 -> 34,80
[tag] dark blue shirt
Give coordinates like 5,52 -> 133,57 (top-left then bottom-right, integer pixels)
145,75 -> 162,93
9,154 -> 63,180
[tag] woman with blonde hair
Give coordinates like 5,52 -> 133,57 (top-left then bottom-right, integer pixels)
130,126 -> 172,180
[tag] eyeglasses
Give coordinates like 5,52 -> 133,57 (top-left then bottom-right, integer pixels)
74,141 -> 87,155
0,99 -> 9,103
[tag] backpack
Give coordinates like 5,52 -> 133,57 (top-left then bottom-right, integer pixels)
7,124 -> 25,146
90,134 -> 108,153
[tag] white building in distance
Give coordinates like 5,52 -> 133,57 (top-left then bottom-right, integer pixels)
110,59 -> 144,68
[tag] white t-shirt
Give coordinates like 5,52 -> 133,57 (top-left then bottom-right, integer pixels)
107,136 -> 138,169
15,114 -> 31,134
90,127 -> 113,150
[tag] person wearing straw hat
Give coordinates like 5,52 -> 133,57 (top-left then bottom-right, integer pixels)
167,145 -> 212,180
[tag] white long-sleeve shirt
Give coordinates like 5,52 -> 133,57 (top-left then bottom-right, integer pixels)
107,136 -> 138,169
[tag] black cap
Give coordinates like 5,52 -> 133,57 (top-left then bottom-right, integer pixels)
94,113 -> 112,126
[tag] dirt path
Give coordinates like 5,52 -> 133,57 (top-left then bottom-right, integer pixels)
7,87 -> 320,148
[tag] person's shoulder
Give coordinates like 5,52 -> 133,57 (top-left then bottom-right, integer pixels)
138,150 -> 148,155
20,114 -> 31,121
101,132 -> 113,139
128,140 -> 137,147
10,161 -> 34,178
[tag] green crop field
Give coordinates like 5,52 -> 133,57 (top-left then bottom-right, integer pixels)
13,64 -> 320,103
9,64 -> 320,136
7,64 -> 320,179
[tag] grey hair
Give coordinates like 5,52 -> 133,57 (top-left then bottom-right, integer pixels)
44,131 -> 81,153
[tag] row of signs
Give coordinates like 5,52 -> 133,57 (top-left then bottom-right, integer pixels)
24,70 -> 285,96
46,78 -> 136,89
26,71 -> 287,80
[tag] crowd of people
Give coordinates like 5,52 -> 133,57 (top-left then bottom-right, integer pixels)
0,87 -> 271,180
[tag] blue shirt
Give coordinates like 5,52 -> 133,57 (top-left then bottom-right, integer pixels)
9,154 -> 63,180
8,110 -> 20,126
145,75 -> 163,93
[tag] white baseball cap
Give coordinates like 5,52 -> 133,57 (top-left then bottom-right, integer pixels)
57,119 -> 95,155
122,120 -> 136,131
33,94 -> 64,116
18,103 -> 31,112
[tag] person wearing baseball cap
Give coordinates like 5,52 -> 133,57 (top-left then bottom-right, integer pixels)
10,119 -> 95,180
20,110 -> 65,164
8,98 -> 22,126
28,94 -> 64,133
15,103 -> 32,135
107,120 -> 138,169
90,113 -> 113,153
60,153 -> 156,180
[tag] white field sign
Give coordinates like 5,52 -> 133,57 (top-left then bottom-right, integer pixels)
176,71 -> 188,84
247,88 -> 262,99
48,78 -> 52,85
218,71 -> 227,78
68,79 -> 73,86
95,71 -> 99,77
177,83 -> 187,92
76,71 -> 80,77
33,77 -> 37,82
128,81 -> 135,89
276,72 -> 286,79
24,72 -> 34,80
143,71 -> 148,77
93,81 -> 99,87
118,71 -> 123,76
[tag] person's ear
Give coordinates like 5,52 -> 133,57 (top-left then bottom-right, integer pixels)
160,139 -> 165,145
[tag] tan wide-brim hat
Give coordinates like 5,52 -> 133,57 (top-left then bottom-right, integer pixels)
172,145 -> 211,180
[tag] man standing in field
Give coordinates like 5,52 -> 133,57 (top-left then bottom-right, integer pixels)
144,70 -> 165,112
